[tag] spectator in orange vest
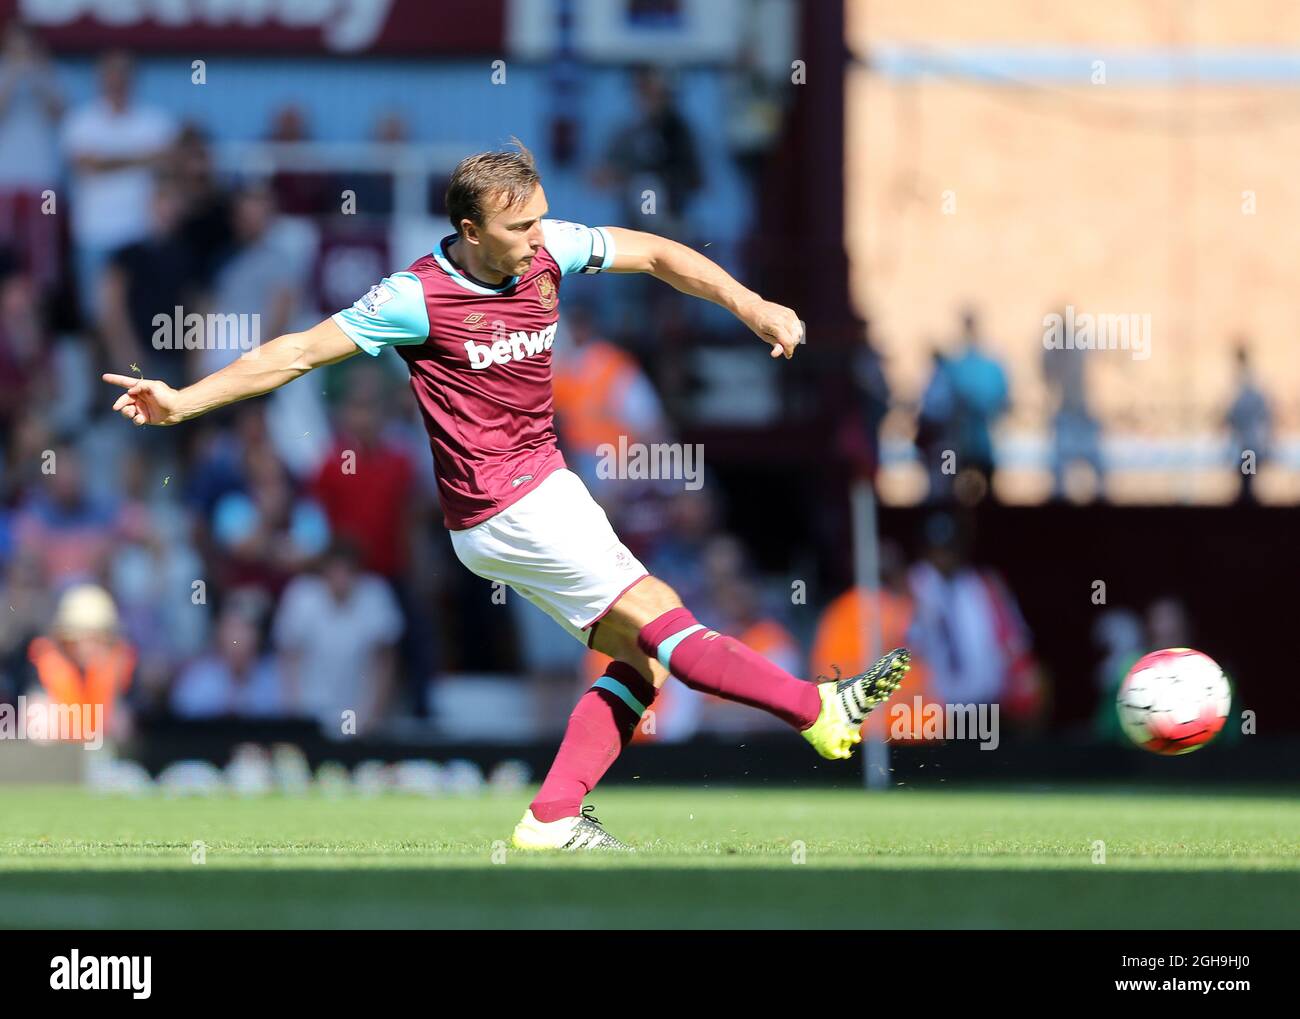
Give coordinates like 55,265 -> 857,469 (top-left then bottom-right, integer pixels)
551,302 -> 667,494
809,543 -> 935,742
26,583 -> 135,743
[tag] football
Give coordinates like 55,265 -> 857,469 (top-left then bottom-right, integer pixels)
1117,648 -> 1232,755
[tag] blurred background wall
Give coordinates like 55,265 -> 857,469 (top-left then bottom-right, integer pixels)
849,0 -> 1300,503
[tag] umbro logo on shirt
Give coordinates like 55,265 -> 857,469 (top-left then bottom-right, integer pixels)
464,321 -> 558,370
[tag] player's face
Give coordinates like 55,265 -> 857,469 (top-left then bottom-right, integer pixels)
475,184 -> 548,278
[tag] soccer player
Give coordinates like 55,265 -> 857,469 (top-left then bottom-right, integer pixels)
104,143 -> 909,851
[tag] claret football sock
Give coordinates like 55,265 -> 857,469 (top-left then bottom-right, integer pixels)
529,660 -> 657,824
636,607 -> 821,730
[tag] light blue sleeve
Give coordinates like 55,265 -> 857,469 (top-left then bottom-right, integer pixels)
331,271 -> 430,356
540,219 -> 617,277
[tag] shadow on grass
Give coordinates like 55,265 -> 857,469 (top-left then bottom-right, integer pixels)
1,866 -> 1296,929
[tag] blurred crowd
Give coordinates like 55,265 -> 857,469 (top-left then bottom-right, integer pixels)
0,33 -> 445,740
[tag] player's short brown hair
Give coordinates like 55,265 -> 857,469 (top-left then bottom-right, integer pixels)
445,140 -> 540,236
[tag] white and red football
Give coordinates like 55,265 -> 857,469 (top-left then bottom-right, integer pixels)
1116,648 -> 1232,755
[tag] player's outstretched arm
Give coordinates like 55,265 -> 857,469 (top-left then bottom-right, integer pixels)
102,317 -> 360,426
603,226 -> 804,359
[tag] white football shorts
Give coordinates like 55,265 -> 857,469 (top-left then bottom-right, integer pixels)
448,468 -> 649,646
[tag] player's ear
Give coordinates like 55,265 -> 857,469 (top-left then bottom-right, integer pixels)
460,219 -> 480,246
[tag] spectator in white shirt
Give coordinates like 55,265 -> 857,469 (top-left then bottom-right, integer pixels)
61,50 -> 175,323
273,539 -> 403,737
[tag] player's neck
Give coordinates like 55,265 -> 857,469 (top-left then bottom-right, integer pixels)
446,236 -> 509,287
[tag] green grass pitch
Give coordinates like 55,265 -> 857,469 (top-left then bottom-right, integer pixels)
0,785 -> 1296,928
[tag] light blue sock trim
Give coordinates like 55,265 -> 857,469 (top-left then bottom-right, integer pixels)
592,676 -> 647,717
655,624 -> 704,671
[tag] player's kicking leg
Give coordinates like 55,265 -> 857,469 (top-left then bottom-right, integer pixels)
599,575 -> 909,761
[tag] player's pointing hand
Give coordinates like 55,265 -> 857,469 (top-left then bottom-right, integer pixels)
102,373 -> 185,426
743,298 -> 804,360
